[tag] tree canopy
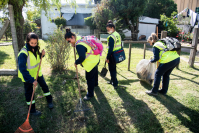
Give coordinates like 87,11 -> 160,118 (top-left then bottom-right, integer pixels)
143,0 -> 177,19
0,0 -> 77,51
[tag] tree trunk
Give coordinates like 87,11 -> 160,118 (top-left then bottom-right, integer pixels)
5,32 -> 8,41
0,19 -> 10,40
15,10 -> 24,51
8,1 -> 25,51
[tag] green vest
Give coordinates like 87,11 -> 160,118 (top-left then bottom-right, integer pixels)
107,31 -> 122,52
153,41 -> 180,63
76,36 -> 100,72
18,46 -> 42,82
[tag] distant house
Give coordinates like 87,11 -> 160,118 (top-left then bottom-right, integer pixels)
123,16 -> 159,40
41,3 -> 95,39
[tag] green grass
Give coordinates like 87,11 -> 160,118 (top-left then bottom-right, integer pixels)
0,41 -> 199,133
0,38 -> 12,43
180,51 -> 199,63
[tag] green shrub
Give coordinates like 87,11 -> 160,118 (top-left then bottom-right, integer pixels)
160,11 -> 179,37
54,17 -> 66,28
23,20 -> 37,39
46,27 -> 71,71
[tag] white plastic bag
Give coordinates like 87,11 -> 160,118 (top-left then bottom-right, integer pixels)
136,59 -> 156,85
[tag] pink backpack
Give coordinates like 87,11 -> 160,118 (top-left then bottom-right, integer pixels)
75,35 -> 103,56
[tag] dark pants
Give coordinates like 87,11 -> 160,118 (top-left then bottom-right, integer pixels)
108,62 -> 118,87
24,75 -> 52,112
151,57 -> 180,94
85,65 -> 98,97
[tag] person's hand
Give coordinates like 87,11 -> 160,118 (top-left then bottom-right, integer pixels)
42,49 -> 45,57
33,80 -> 38,87
105,59 -> 109,63
74,63 -> 77,67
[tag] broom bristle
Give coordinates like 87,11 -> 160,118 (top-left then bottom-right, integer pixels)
15,120 -> 34,133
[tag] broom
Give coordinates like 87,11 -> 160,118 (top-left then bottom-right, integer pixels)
74,65 -> 90,112
15,51 -> 43,133
73,47 -> 90,113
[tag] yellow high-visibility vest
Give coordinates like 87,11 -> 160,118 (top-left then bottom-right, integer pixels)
106,31 -> 122,52
18,46 -> 42,82
76,36 -> 100,72
153,41 -> 180,63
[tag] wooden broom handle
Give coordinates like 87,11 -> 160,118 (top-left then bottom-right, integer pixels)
27,51 -> 43,119
73,47 -> 81,98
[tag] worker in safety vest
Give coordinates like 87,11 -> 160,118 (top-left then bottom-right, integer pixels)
106,20 -> 122,89
146,33 -> 180,96
18,33 -> 53,116
65,28 -> 100,101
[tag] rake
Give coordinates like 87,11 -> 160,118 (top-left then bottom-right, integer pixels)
73,47 -> 90,113
15,53 -> 43,133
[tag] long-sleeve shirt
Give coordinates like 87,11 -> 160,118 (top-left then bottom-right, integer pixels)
75,45 -> 87,65
107,37 -> 114,59
150,47 -> 160,63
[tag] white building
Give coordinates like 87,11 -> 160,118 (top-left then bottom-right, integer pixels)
41,3 -> 159,40
41,3 -> 95,39
123,16 -> 159,40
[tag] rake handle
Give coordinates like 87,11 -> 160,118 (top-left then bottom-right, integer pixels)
73,47 -> 82,99
27,53 -> 43,120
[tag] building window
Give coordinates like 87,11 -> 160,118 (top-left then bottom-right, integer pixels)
72,26 -> 87,29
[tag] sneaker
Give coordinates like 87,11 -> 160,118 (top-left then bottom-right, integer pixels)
114,86 -> 118,89
30,110 -> 42,116
158,90 -> 166,95
145,90 -> 157,96
83,95 -> 92,101
48,102 -> 54,109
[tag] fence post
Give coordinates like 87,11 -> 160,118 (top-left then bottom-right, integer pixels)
143,43 -> 146,59
176,47 -> 181,69
189,27 -> 199,67
94,29 -> 100,39
161,31 -> 167,39
128,43 -> 132,71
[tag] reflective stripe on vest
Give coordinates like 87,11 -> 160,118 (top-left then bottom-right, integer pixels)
27,100 -> 35,105
106,31 -> 122,52
21,48 -> 40,69
43,92 -> 51,96
18,46 -> 42,82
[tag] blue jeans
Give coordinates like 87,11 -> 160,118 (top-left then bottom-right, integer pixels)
151,57 -> 180,94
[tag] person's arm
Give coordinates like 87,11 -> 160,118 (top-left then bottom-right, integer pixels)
18,53 -> 35,83
106,37 -> 114,59
150,47 -> 160,63
75,45 -> 87,65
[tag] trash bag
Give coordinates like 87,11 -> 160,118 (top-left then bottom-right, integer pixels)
136,59 -> 156,85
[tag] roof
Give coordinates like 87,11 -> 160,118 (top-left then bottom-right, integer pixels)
63,13 -> 91,26
139,16 -> 159,24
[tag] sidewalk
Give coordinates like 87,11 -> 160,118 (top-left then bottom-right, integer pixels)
0,42 -> 12,46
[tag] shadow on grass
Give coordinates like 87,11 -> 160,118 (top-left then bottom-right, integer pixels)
114,88 -> 164,133
177,68 -> 199,77
171,73 -> 199,85
0,69 -> 89,133
140,80 -> 199,133
0,50 -> 10,66
85,87 -> 124,133
155,95 -> 199,133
